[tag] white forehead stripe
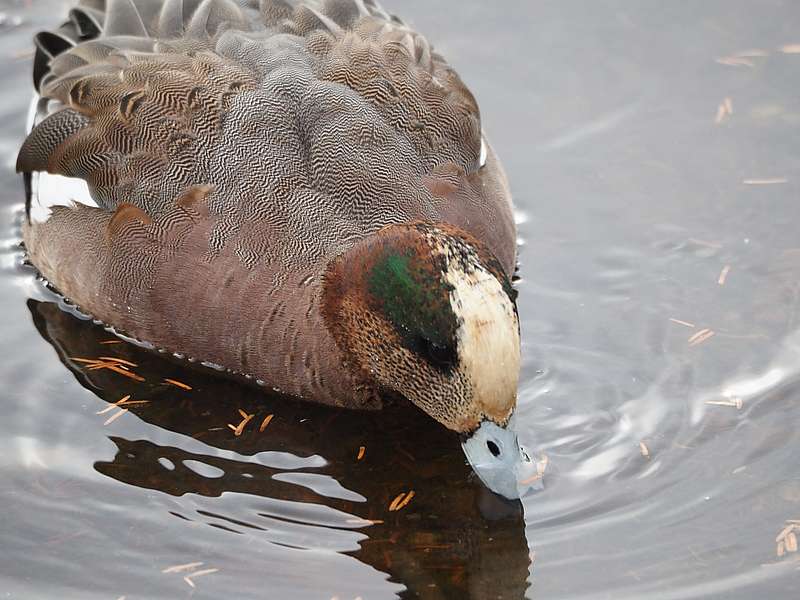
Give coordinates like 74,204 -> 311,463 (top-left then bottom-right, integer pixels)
444,261 -> 520,419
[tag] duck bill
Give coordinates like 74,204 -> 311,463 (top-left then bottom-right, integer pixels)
461,419 -> 539,500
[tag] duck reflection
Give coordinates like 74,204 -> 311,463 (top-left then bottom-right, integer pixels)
28,299 -> 532,599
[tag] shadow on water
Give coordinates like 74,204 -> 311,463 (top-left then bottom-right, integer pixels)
27,298 -> 532,599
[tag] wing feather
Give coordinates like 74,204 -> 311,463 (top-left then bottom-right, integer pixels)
20,0 -> 495,265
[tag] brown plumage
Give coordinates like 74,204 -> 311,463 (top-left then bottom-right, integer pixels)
18,0 -> 527,490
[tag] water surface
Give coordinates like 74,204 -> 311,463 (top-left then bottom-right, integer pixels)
2,1 -> 800,598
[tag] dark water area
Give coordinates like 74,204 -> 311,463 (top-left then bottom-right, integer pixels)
2,1 -> 800,598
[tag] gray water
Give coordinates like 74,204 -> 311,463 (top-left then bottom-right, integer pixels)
2,1 -> 800,598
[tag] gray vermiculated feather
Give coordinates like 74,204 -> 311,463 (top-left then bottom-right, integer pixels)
17,109 -> 90,173
185,0 -> 245,39
68,7 -> 104,37
25,0 -> 483,236
104,0 -> 150,37
158,0 -> 187,37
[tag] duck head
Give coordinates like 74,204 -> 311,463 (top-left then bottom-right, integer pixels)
323,222 -> 537,499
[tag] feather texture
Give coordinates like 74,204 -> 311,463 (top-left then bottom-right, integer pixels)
19,0 -> 517,410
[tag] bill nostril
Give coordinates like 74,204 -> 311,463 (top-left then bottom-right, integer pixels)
462,422 -> 526,499
487,440 -> 501,457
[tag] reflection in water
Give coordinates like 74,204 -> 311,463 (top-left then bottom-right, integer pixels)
29,299 -> 532,599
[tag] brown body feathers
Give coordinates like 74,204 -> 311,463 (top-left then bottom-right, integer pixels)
19,0 -> 517,413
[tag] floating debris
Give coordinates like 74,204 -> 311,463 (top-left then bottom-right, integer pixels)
388,493 -> 404,511
742,178 -> 788,185
70,356 -> 146,382
715,97 -> 733,124
639,441 -> 651,459
775,521 -> 799,556
259,414 -> 274,432
106,364 -> 145,381
228,410 -> 255,436
357,446 -> 366,460
715,56 -> 754,67
98,356 -> 137,367
705,398 -> 743,410
538,454 -> 550,475
669,318 -> 695,328
787,533 -> 798,553
776,524 -> 796,543
780,44 -> 800,54
718,265 -> 731,285
688,328 -> 715,346
389,490 -> 416,512
87,361 -> 123,371
96,395 -> 131,415
95,396 -> 147,414
183,568 -> 218,588
734,49 -> 769,58
70,357 -> 105,365
520,454 -> 550,485
346,518 -> 384,526
164,378 -> 192,390
103,407 -> 129,426
99,340 -> 122,345
162,562 -> 204,574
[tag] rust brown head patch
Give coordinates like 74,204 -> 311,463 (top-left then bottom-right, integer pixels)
322,223 -> 461,374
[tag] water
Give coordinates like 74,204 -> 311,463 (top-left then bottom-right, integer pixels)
2,1 -> 800,598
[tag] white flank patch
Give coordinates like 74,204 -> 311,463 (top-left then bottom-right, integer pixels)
444,260 -> 520,420
30,171 -> 97,223
26,94 -> 97,224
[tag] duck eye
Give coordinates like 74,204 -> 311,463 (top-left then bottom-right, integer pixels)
416,336 -> 456,370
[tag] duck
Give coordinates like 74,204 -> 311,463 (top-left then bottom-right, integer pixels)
17,0 -> 537,499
